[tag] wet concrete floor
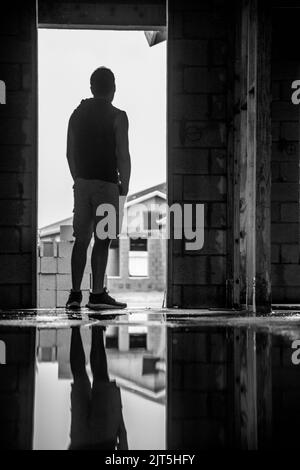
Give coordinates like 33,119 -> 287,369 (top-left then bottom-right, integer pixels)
1,308 -> 300,449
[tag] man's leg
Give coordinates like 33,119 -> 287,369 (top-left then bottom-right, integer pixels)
91,237 -> 111,294
90,326 -> 109,382
71,235 -> 92,292
71,179 -> 93,293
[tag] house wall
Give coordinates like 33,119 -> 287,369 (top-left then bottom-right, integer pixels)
0,328 -> 36,449
271,8 -> 300,303
0,2 -> 37,308
167,0 -> 230,308
167,327 -> 234,449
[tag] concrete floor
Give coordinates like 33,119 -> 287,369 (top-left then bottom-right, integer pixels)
1,307 -> 300,449
1,306 -> 300,328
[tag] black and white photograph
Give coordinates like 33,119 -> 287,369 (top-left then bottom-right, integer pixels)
0,0 -> 300,457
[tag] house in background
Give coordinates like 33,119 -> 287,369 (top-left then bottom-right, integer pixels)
38,183 -> 167,307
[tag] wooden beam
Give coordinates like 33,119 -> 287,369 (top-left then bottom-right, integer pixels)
38,1 -> 166,29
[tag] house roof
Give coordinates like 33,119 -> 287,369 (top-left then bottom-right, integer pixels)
126,182 -> 166,203
39,182 -> 167,238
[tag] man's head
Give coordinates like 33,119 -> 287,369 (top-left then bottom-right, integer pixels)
90,67 -> 116,101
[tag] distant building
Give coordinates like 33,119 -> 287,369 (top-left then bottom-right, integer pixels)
38,183 -> 167,307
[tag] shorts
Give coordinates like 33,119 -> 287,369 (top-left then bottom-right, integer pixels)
73,178 -> 125,240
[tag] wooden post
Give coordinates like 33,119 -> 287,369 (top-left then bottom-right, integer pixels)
235,0 -> 272,313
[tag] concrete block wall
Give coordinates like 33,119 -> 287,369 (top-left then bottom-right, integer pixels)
271,60 -> 300,303
0,2 -> 37,308
0,328 -> 36,449
38,240 -> 91,307
38,233 -> 166,306
167,328 -> 234,449
272,335 -> 300,448
167,0 -> 230,307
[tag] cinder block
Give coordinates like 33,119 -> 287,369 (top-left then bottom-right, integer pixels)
210,150 -> 226,175
40,241 -> 57,257
280,162 -> 299,183
272,265 -> 300,287
173,256 -> 208,284
183,175 -> 226,201
172,39 -> 208,66
172,94 -> 208,120
271,223 -> 298,244
60,225 -> 73,241
272,183 -> 298,202
57,257 -> 71,274
183,11 -> 227,39
209,256 -> 226,284
272,102 -> 298,121
1,64 -> 21,91
39,274 -> 56,290
210,333 -> 227,363
40,257 -> 57,274
57,241 -> 73,258
172,149 -> 209,175
184,67 -> 226,94
56,274 -> 71,291
281,203 -> 299,222
183,285 -> 226,307
39,329 -> 57,348
271,244 -> 280,264
0,227 -> 20,252
281,245 -> 299,264
39,290 -> 56,308
281,122 -> 299,141
0,254 -> 31,283
57,273 -> 90,291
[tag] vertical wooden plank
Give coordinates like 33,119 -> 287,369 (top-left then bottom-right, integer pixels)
232,2 -> 242,309
239,0 -> 249,308
166,0 -> 175,308
237,0 -> 272,313
255,2 -> 272,312
245,0 -> 257,311
257,332 -> 272,448
237,328 -> 258,449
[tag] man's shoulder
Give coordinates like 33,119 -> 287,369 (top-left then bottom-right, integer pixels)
111,104 -> 127,116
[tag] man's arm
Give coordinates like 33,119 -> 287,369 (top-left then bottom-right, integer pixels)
115,111 -> 131,196
66,117 -> 77,181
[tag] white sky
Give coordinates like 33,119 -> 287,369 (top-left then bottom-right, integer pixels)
38,29 -> 166,228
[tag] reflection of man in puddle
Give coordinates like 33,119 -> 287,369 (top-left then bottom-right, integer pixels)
69,327 -> 128,450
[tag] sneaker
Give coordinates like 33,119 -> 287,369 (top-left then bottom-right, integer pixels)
66,290 -> 82,309
86,288 -> 127,310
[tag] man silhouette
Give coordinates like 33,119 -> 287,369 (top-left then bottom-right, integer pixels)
66,67 -> 131,310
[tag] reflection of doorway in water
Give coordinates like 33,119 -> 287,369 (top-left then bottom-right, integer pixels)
33,325 -> 166,450
37,29 -> 167,309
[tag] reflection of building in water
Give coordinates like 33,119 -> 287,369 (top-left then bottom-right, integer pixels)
37,183 -> 167,308
0,328 -> 36,449
37,325 -> 166,403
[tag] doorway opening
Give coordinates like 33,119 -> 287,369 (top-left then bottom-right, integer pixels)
37,28 -> 167,309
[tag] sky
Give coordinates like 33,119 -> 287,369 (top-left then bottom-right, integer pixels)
38,29 -> 166,228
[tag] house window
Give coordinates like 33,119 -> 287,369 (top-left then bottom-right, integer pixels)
129,238 -> 148,277
107,238 -> 120,277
